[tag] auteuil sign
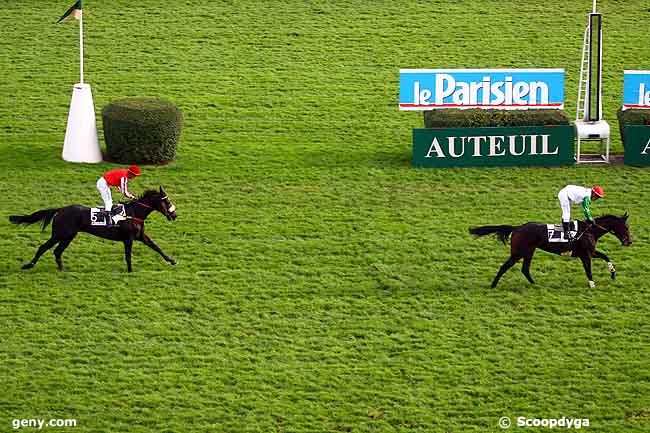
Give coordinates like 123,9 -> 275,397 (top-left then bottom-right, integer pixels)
622,126 -> 650,166
413,126 -> 574,167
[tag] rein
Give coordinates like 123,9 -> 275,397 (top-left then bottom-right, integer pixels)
128,200 -> 152,224
594,223 -> 610,233
133,195 -> 168,210
124,199 -> 153,224
575,221 -> 610,241
128,195 -> 171,222
134,200 -> 154,209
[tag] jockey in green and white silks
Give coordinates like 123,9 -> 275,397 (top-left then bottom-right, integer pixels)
557,185 -> 605,240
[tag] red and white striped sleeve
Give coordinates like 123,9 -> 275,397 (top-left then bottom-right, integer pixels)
119,177 -> 133,198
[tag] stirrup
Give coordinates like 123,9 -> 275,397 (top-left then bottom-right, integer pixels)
111,214 -> 126,224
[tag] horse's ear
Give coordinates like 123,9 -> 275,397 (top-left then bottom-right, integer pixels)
159,185 -> 165,195
623,211 -> 629,220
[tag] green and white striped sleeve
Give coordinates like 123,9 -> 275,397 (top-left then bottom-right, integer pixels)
582,197 -> 594,221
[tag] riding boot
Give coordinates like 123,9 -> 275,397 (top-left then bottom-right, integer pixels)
103,207 -> 112,226
109,207 -> 119,225
562,221 -> 573,242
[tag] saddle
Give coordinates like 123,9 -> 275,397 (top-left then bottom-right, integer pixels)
90,204 -> 126,226
546,221 -> 578,243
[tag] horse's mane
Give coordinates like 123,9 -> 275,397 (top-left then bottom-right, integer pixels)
595,214 -> 624,222
138,189 -> 161,200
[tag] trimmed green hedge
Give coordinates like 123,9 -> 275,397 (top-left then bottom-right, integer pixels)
102,97 -> 183,164
617,109 -> 650,147
423,109 -> 570,128
617,108 -> 650,126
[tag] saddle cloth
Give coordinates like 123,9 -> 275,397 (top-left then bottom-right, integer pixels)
90,205 -> 126,226
546,221 -> 578,243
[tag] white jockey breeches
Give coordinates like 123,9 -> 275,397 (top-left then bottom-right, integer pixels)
558,191 -> 571,222
97,177 -> 113,211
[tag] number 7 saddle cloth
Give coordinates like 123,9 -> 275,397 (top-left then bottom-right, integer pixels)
546,221 -> 578,243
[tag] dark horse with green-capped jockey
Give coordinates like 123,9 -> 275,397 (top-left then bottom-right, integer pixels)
10,187 -> 177,272
469,213 -> 632,288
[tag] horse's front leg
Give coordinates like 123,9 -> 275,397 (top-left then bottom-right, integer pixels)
593,250 -> 616,280
579,254 -> 595,288
141,234 -> 177,266
123,238 -> 133,272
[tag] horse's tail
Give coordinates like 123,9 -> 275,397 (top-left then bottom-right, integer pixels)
9,208 -> 60,231
469,225 -> 516,245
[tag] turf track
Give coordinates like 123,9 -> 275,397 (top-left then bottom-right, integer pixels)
1,1 -> 649,432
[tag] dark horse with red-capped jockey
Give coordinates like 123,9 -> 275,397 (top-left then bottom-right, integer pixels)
10,187 -> 177,272
470,213 -> 632,288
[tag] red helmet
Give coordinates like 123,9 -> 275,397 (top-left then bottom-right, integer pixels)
592,185 -> 604,198
128,165 -> 142,176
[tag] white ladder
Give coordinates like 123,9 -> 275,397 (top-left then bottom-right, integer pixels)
576,26 -> 589,121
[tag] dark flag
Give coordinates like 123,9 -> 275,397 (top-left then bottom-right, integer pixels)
57,0 -> 82,23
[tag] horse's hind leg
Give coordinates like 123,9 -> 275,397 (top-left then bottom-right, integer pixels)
54,236 -> 76,271
22,237 -> 58,269
521,252 -> 536,285
491,256 -> 519,288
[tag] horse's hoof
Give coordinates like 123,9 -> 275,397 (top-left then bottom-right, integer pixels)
588,280 -> 596,288
169,259 -> 178,266
21,262 -> 34,270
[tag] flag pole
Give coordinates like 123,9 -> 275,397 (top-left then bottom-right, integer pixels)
79,8 -> 84,83
61,0 -> 101,163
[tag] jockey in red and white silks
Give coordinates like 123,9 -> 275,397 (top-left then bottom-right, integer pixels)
96,165 -> 141,212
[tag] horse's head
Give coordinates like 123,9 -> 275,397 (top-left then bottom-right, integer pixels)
157,186 -> 177,221
140,187 -> 177,221
595,213 -> 631,246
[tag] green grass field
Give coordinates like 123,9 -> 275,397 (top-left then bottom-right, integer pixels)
1,1 -> 650,432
